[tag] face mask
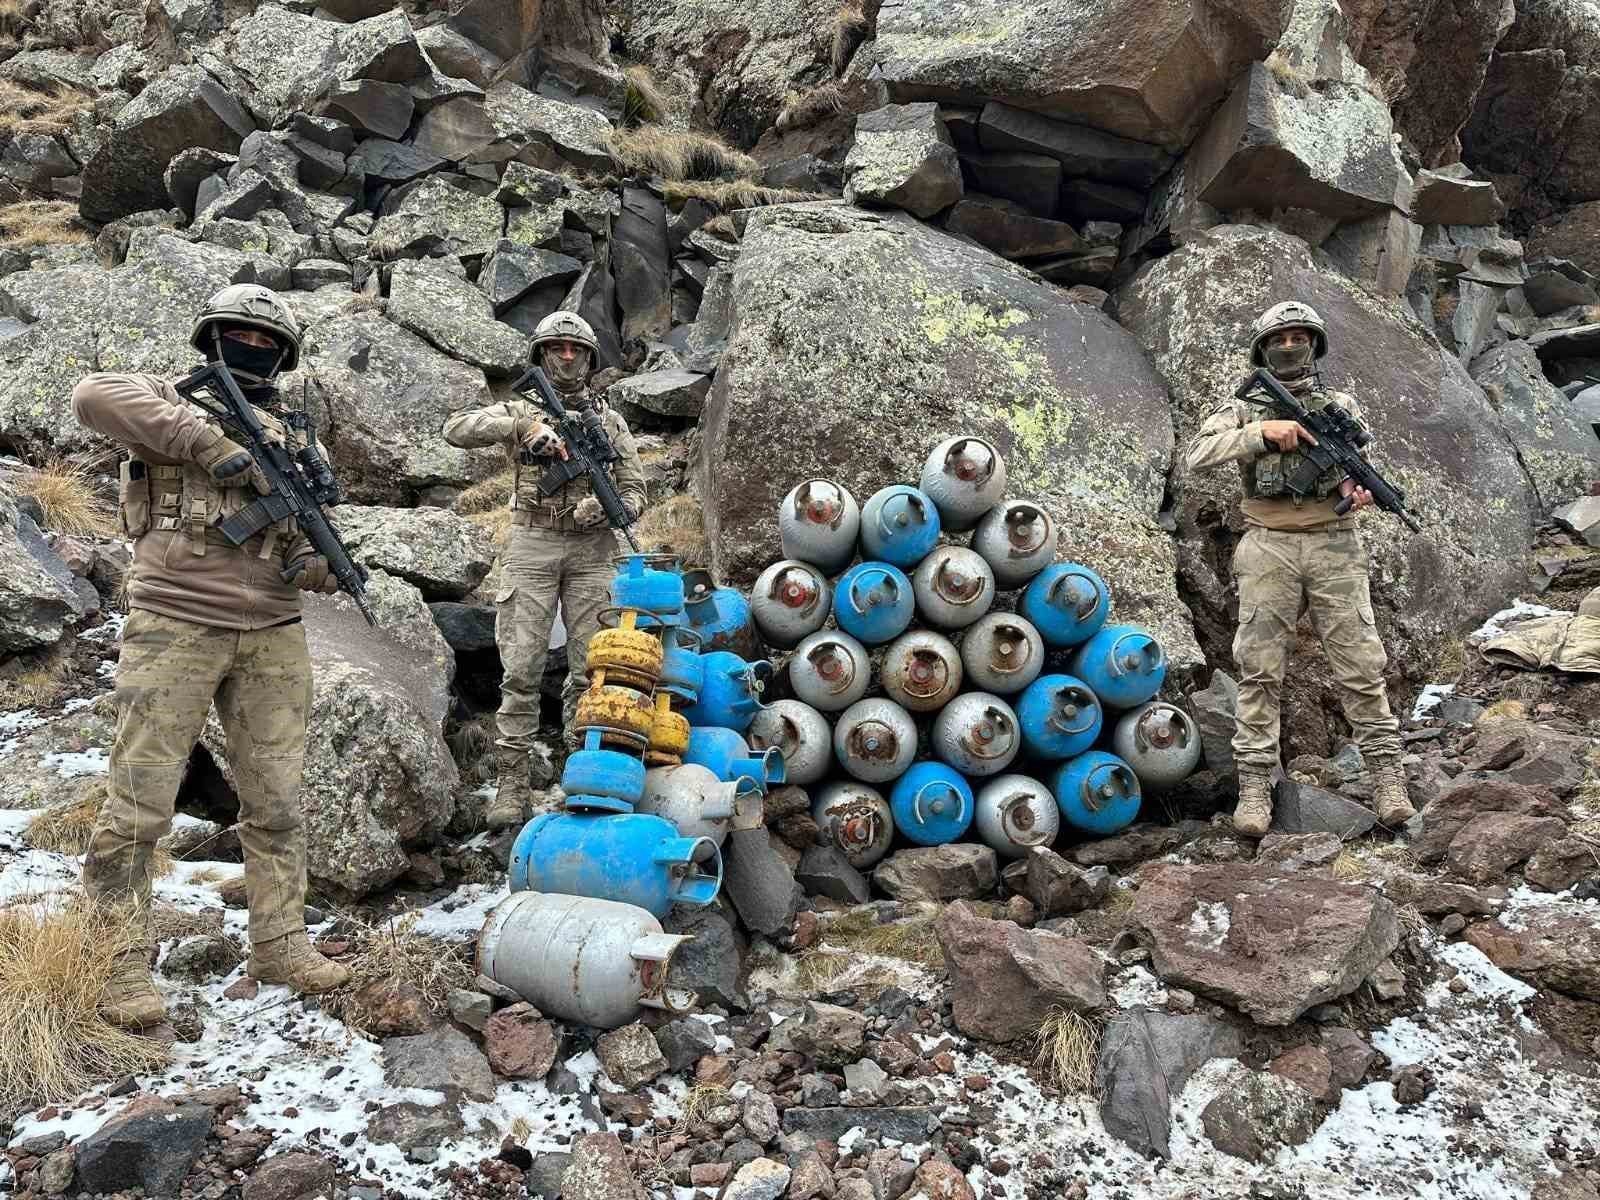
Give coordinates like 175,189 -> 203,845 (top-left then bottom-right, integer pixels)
216,336 -> 284,385
1265,341 -> 1314,379
543,346 -> 591,392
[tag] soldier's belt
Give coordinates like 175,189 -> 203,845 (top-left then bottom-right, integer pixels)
510,504 -> 581,533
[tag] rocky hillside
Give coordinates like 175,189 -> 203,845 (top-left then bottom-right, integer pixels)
0,0 -> 1596,1197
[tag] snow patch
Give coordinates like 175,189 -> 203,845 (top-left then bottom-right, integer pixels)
40,748 -> 110,777
1470,602 -> 1563,642
1109,964 -> 1168,1009
1410,683 -> 1455,721
1186,900 -> 1231,950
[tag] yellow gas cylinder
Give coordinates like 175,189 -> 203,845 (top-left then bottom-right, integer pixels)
645,693 -> 689,767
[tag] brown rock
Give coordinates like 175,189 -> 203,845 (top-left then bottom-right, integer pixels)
1383,873 -> 1501,916
1528,203 -> 1600,278
1463,909 -> 1600,1000
596,1022 -> 668,1089
241,1153 -> 336,1200
561,1132 -> 645,1200
1072,822 -> 1209,867
787,1150 -> 833,1200
689,1162 -> 730,1187
349,978 -> 436,1036
1267,1045 -> 1334,1101
484,1002 -> 557,1080
1524,827 -> 1600,893
1444,814 -> 1568,885
1255,831 -> 1342,871
872,844 -> 998,902
1200,1067 -> 1319,1162
1413,778 -> 1565,866
903,1158 -> 975,1200
935,900 -> 1106,1043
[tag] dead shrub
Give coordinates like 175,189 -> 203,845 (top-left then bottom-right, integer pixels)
322,910 -> 476,1034
777,82 -> 848,132
1033,1009 -> 1100,1094
662,178 -> 821,212
0,200 -> 89,248
0,80 -> 92,136
831,3 -> 868,76
633,493 -> 707,567
609,126 -> 760,182
17,457 -> 116,536
622,64 -> 675,128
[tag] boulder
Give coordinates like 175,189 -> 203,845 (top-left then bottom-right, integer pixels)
662,903 -> 748,1011
1270,776 -> 1377,840
843,103 -> 963,219
944,194 -> 1084,259
428,602 -> 496,654
74,1101 -> 212,1197
1095,1011 -> 1243,1159
1464,902 -> 1600,1000
960,150 -> 1061,218
413,83 -> 615,173
371,175 -> 505,258
935,901 -> 1105,1042
321,79 -> 415,140
386,258 -> 527,378
1130,863 -> 1400,1025
332,505 -> 495,600
417,24 -> 504,88
1190,669 -> 1239,777
795,845 -> 870,905
1200,1066 -> 1319,1162
242,1153 -> 336,1200
336,9 -> 428,84
479,242 -> 583,316
382,1025 -> 495,1101
1470,341 -> 1600,511
873,844 -> 998,902
352,137 -> 446,185
613,187 -> 672,343
1016,847 -> 1109,916
607,369 -> 710,418
699,202 -> 1197,666
224,5 -> 342,125
1521,264 -> 1600,318
1412,170 -> 1504,226
770,1001 -> 868,1065
1527,205 -> 1600,278
1444,812 -> 1568,885
0,490 -> 92,653
1414,776 -> 1567,866
871,0 -> 1286,148
80,63 -> 255,223
723,828 -> 803,939
1525,826 -> 1600,893
301,311 -> 498,505
1267,1043 -> 1335,1101
975,103 -> 1170,188
1117,223 -> 1536,686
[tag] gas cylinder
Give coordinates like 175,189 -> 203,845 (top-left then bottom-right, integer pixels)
682,569 -> 760,658
974,774 -> 1060,858
1050,750 -> 1142,837
1019,563 -> 1110,648
833,561 -> 915,646
509,811 -> 722,917
811,781 -> 895,869
832,697 -> 918,784
889,761 -> 975,845
788,630 -> 871,712
585,623 -> 663,691
645,694 -> 689,767
1111,702 -> 1202,791
932,692 -> 1021,777
560,740 -> 646,813
919,436 -> 1008,532
973,502 -> 1057,589
751,559 -> 831,649
684,726 -> 787,792
574,683 -> 655,750
880,630 -> 963,713
780,480 -> 860,574
610,554 -> 686,625
477,892 -> 695,1029
657,626 -> 704,706
681,651 -> 772,732
859,485 -> 941,569
960,613 -> 1045,695
638,763 -> 762,846
911,546 -> 995,631
747,699 -> 832,786
1016,674 -> 1103,761
1068,624 -> 1167,710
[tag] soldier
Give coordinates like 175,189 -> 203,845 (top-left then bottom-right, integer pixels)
1184,301 -> 1416,837
74,284 -> 352,1030
443,311 -> 647,831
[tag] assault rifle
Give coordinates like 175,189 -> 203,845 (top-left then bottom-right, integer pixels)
174,362 -> 376,625
510,365 -> 641,552
1235,367 -> 1422,534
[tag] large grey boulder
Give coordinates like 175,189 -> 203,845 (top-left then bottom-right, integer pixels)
698,202 -> 1199,668
321,79 -> 415,140
333,505 -> 496,600
1470,341 -> 1600,511
0,486 -> 90,654
412,83 -> 615,172
612,187 -> 671,343
842,103 -> 963,219
386,258 -> 527,377
223,5 -> 342,125
1116,223 -> 1536,684
80,63 -> 255,223
370,175 -> 505,258
300,311 -> 500,505
336,9 -> 428,84
1096,1011 -> 1243,1159
479,242 -> 583,316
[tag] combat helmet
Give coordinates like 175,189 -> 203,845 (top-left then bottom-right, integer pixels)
190,284 -> 302,373
1249,301 -> 1328,367
529,310 -> 598,359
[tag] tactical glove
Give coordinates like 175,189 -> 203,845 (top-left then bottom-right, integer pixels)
193,428 -> 255,483
572,496 -> 607,528
518,419 -> 562,458
283,552 -> 339,594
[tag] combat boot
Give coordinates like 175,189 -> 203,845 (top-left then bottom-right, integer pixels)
247,930 -> 351,993
98,946 -> 166,1029
486,747 -> 530,831
1232,768 -> 1274,838
1368,755 -> 1417,827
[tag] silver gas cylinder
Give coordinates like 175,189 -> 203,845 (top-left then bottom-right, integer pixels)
751,559 -> 832,649
788,629 -> 871,713
973,501 -> 1057,589
779,480 -> 860,575
960,613 -> 1045,695
832,697 -> 918,784
637,763 -> 762,846
880,629 -> 963,713
1111,701 -> 1203,791
973,773 -> 1060,858
932,692 -> 1021,777
748,699 -> 833,786
911,545 -> 996,631
811,780 -> 895,869
919,436 -> 1008,532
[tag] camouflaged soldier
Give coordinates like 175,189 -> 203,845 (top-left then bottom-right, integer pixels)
1184,301 -> 1415,838
443,311 -> 646,830
74,284 -> 351,1029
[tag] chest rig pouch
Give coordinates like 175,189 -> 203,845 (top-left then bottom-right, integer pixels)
1242,392 -> 1346,503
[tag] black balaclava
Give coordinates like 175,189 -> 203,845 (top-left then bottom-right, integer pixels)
211,325 -> 286,402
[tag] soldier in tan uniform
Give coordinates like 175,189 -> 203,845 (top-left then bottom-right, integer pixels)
75,285 -> 352,1029
1185,302 -> 1415,837
443,311 -> 647,830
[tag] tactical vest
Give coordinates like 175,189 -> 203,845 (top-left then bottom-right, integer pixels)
1240,389 -> 1348,502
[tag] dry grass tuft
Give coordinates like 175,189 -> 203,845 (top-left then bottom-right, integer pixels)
662,178 -> 821,212
1101,886 -> 1137,916
22,789 -> 106,854
0,80 -> 92,136
0,641 -> 77,711
1480,699 -> 1527,722
824,911 -> 944,967
796,948 -> 853,992
458,466 -> 514,514
622,64 -> 674,128
1330,846 -> 1368,882
831,3 -> 868,76
1033,1008 -> 1100,1095
17,457 -> 116,536
0,200 -> 91,248
674,1082 -> 730,1129
633,493 -> 707,567
150,903 -> 224,944
1262,49 -> 1312,97
608,126 -> 760,183
777,82 -> 848,132
1432,636 -> 1466,680
0,0 -> 28,36
322,911 -> 476,1034
0,900 -> 170,1117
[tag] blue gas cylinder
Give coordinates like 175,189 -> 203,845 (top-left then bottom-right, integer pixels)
559,736 -> 646,814
859,485 -> 941,569
1016,674 -> 1104,761
833,562 -> 915,646
1019,563 -> 1110,648
889,761 -> 975,846
508,810 -> 722,917
658,626 -> 705,705
683,569 -> 761,657
684,727 -> 787,793
1067,624 -> 1167,709
682,651 -> 772,732
1050,750 -> 1142,837
611,554 -> 686,626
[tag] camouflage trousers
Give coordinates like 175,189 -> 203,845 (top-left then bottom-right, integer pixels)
1230,526 -> 1402,769
494,524 -> 617,754
82,610 -> 313,946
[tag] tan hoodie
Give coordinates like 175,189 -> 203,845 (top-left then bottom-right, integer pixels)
73,371 -> 319,630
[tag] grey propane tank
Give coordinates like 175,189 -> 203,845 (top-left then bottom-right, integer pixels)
811,780 -> 895,868
779,480 -> 860,575
832,697 -> 918,784
477,891 -> 694,1029
932,692 -> 1022,777
751,559 -> 832,649
638,763 -> 763,846
973,774 -> 1060,858
880,629 -> 963,713
973,501 -> 1057,589
919,436 -> 1008,532
1111,702 -> 1203,791
788,629 -> 871,712
911,545 -> 996,630
748,699 -> 833,786
959,613 -> 1045,695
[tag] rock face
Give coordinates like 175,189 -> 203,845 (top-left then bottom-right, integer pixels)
334,504 -> 495,600
843,103 -> 963,219
1464,903 -> 1600,1001
0,489 -> 91,653
1117,223 -> 1536,683
74,1102 -> 213,1196
870,0 -> 1288,148
1528,204 -> 1600,277
1096,1011 -> 1244,1159
873,845 -> 999,902
1130,863 -> 1400,1025
1470,341 -> 1600,511
700,202 -> 1198,668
